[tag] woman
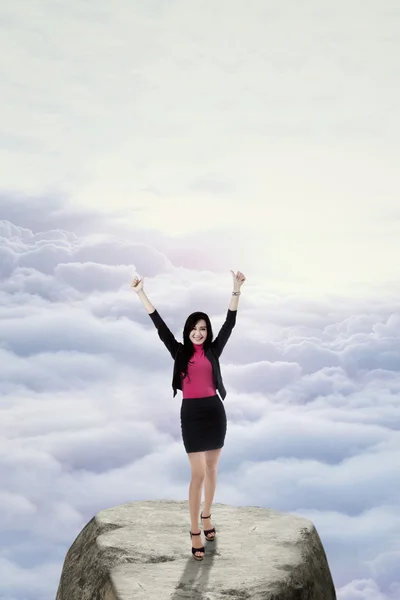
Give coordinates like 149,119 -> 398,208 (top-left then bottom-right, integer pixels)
131,270 -> 246,560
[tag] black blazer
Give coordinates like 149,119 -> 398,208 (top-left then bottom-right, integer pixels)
148,308 -> 237,400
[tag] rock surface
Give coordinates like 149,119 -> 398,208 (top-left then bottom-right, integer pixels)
56,500 -> 336,600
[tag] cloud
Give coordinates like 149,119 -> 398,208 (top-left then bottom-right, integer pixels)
1,204 -> 400,599
2,0 -> 400,597
0,192 -> 110,234
337,579 -> 400,600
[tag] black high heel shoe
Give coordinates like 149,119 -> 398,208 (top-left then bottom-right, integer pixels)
200,512 -> 216,541
190,531 -> 205,560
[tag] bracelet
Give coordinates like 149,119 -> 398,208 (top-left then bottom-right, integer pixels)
232,291 -> 241,296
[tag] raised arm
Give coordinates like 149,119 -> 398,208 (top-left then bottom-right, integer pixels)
131,276 -> 179,359
212,270 -> 246,357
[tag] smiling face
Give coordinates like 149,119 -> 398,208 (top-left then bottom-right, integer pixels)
189,319 -> 208,345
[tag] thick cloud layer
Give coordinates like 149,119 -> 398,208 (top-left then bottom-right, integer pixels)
0,204 -> 399,600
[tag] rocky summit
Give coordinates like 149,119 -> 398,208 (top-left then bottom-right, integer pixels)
56,499 -> 336,600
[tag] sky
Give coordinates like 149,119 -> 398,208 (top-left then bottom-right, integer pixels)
1,1 -> 400,599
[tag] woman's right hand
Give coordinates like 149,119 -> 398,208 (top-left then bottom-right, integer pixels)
131,275 -> 144,293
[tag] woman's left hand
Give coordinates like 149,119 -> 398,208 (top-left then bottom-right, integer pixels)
230,270 -> 246,290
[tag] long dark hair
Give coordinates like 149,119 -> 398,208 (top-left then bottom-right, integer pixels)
178,311 -> 214,380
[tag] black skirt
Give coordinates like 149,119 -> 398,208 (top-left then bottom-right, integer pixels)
180,394 -> 227,453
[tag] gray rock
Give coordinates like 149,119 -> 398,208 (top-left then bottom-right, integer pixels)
56,500 -> 336,600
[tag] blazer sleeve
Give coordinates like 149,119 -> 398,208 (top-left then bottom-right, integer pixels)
212,309 -> 237,358
148,309 -> 180,359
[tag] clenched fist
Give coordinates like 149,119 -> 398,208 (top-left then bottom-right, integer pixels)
131,276 -> 144,293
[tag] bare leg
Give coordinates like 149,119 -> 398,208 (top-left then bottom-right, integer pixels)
202,448 -> 222,539
187,451 -> 206,558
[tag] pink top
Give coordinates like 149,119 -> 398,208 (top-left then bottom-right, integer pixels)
181,343 -> 216,398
